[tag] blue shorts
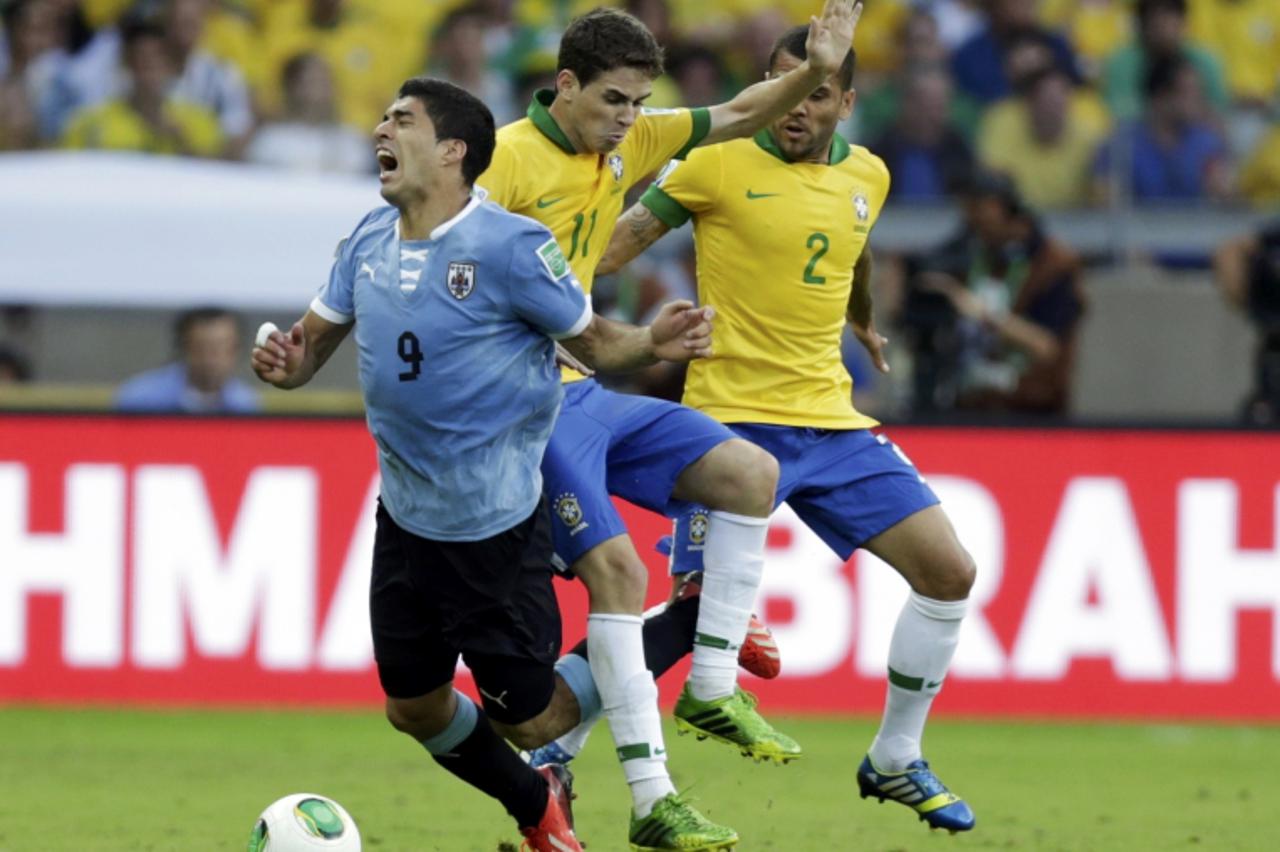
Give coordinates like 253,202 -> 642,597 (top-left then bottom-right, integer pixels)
663,425 -> 939,574
543,380 -> 737,568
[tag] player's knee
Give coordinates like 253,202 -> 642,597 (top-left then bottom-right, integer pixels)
934,547 -> 977,601
385,696 -> 450,739
710,440 -> 778,514
577,546 -> 648,611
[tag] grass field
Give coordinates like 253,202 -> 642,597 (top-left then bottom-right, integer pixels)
0,707 -> 1274,851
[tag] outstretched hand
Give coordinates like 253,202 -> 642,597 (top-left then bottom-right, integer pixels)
251,321 -> 307,386
649,300 -> 715,362
805,0 -> 862,78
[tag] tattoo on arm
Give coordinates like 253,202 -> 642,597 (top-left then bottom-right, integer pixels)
600,204 -> 671,275
848,248 -> 874,327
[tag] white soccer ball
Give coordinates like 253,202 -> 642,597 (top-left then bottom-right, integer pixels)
248,793 -> 362,851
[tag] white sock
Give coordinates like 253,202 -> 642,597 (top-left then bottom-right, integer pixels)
688,510 -> 768,701
588,614 -> 675,816
868,592 -> 967,772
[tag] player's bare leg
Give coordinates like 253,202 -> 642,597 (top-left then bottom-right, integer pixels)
668,440 -> 800,763
857,504 -> 976,831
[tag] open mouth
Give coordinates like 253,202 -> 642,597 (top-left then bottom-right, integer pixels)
782,122 -> 807,141
376,148 -> 399,180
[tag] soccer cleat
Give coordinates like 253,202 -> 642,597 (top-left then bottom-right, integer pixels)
526,741 -> 576,769
520,764 -> 583,851
856,755 -> 975,833
673,684 -> 801,764
628,792 -> 738,851
670,570 -> 781,679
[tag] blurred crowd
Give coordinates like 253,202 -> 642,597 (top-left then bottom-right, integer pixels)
2,0 -> 1279,205
1,0 -> 1279,423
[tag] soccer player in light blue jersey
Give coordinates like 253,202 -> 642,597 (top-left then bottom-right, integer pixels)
251,78 -> 717,852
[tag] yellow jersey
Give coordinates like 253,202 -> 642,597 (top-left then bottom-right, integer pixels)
478,90 -> 710,297
640,131 -> 888,430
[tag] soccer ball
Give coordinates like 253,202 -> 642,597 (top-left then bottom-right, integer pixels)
248,793 -> 361,851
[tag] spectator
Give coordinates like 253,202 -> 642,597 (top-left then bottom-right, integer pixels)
1040,0 -> 1131,79
904,172 -> 1086,415
1187,0 -> 1280,108
0,343 -> 33,384
246,51 -> 371,173
159,0 -> 255,156
1094,53 -> 1231,203
978,65 -> 1109,208
427,5 -> 517,126
1101,0 -> 1228,122
1214,221 -> 1280,425
0,0 -> 71,144
950,0 -> 1080,105
60,18 -> 221,156
116,307 -> 259,413
855,7 -> 980,143
667,44 -> 728,108
260,0 -> 419,130
871,65 -> 974,202
1239,123 -> 1280,207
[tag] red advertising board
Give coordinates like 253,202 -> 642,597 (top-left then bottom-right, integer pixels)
2,415 -> 1278,719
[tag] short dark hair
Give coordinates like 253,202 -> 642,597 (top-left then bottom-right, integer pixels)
769,25 -> 856,91
1143,53 -> 1190,100
174,307 -> 240,349
1137,0 -> 1187,26
397,77 -> 495,186
557,7 -> 664,87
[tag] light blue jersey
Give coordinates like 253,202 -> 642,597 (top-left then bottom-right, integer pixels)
313,195 -> 592,541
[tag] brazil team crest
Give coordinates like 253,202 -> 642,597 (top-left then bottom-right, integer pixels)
853,192 -> 870,222
688,511 -> 710,548
608,153 -> 624,182
446,262 -> 475,299
555,493 -> 589,535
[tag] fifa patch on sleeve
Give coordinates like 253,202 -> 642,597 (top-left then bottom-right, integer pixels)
537,239 -> 570,280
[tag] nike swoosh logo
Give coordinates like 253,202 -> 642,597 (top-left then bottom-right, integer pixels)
536,196 -> 565,208
926,680 -> 943,689
746,190 -> 780,199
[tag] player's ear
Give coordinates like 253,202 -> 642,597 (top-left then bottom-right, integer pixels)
839,87 -> 856,121
555,69 -> 580,102
439,137 -> 467,171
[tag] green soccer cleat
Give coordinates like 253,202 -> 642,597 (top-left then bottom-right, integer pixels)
629,792 -> 738,851
673,684 -> 802,764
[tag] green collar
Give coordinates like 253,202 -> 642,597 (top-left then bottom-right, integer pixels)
528,89 -> 578,154
753,128 -> 851,165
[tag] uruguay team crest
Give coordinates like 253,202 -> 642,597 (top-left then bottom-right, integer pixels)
853,192 -> 870,222
446,262 -> 475,299
555,493 -> 588,535
608,153 -> 624,182
688,511 -> 710,547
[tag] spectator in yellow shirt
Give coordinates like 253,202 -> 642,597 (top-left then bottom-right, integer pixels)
979,65 -> 1110,208
61,19 -> 222,156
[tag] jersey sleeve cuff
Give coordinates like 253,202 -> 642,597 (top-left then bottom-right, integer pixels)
673,107 -> 711,160
549,301 -> 593,341
641,185 -> 693,228
309,296 -> 354,325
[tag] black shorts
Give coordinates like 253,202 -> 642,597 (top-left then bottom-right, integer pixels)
370,500 -> 562,725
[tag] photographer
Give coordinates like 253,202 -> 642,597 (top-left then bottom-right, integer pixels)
1215,220 -> 1280,425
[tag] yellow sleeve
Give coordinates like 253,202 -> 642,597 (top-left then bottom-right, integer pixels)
638,145 -> 723,228
476,135 -> 525,212
626,107 -> 712,183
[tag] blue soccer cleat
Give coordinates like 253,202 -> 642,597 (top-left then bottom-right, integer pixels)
856,755 -> 975,833
526,741 -> 576,769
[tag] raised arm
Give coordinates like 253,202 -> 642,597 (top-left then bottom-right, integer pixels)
560,301 -> 713,373
251,310 -> 351,389
598,202 -> 673,276
701,0 -> 861,146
